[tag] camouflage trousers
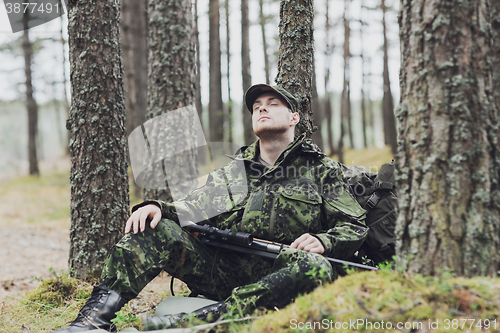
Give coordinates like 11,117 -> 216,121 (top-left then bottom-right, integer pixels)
101,219 -> 336,314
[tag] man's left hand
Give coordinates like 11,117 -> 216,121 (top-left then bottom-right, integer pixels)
289,233 -> 325,254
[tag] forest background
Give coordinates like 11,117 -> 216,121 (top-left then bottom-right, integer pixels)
0,0 -> 398,180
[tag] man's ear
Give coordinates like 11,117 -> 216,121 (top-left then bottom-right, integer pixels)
290,112 -> 300,126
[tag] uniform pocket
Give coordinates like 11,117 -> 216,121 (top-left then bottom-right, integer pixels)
272,184 -> 322,243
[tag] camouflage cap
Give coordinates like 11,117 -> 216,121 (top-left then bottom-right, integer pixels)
244,84 -> 299,114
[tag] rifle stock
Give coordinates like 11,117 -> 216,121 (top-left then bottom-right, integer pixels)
184,223 -> 379,271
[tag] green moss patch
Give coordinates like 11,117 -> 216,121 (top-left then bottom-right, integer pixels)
25,274 -> 92,310
248,270 -> 500,333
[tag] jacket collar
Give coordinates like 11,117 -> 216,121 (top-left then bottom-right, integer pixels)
228,133 -> 324,163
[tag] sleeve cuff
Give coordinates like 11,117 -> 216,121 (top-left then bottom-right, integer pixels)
131,200 -> 162,213
310,233 -> 335,257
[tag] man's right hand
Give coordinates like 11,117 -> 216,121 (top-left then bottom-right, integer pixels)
125,204 -> 162,234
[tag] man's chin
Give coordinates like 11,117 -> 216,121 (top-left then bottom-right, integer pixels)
254,126 -> 287,139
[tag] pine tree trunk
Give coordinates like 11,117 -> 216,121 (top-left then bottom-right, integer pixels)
324,0 -> 336,155
260,0 -> 270,85
121,0 -> 147,200
67,0 -> 129,279
225,0 -> 233,144
396,0 -> 500,277
143,0 -> 197,202
492,1 -> 500,111
382,0 -> 397,154
324,94 -> 335,155
311,64 -> 324,150
360,5 -> 368,148
366,55 -> 375,146
194,0 -> 205,163
276,0 -> 314,137
242,0 -> 255,145
23,13 -> 39,176
209,0 -> 224,142
341,2 -> 353,148
60,14 -> 70,155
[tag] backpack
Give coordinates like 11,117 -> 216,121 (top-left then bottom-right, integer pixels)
343,160 -> 397,265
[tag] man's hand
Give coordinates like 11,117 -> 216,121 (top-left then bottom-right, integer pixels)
125,204 -> 162,234
289,233 -> 325,254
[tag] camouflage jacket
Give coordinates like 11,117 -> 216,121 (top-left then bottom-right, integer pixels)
133,134 -> 368,260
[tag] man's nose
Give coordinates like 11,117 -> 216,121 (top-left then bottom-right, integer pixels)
257,105 -> 268,113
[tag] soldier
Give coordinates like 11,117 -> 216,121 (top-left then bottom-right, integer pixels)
52,84 -> 368,332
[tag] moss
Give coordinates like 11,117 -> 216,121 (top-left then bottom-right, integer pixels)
25,274 -> 92,309
247,270 -> 500,333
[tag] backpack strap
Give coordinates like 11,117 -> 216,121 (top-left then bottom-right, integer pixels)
364,181 -> 395,209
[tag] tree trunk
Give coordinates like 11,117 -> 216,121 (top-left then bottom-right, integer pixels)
121,0 -> 148,200
324,0 -> 336,155
194,0 -> 203,125
360,4 -> 368,148
209,0 -> 224,142
382,0 -> 397,154
341,1 -> 353,149
311,62 -> 324,150
396,0 -> 500,277
260,0 -> 271,85
242,0 -> 255,145
492,0 -> 500,111
275,0 -> 314,137
142,0 -> 198,203
60,12 -> 70,154
366,55 -> 375,146
194,0 -> 205,163
225,0 -> 233,144
324,94 -> 335,155
67,0 -> 129,279
23,13 -> 39,176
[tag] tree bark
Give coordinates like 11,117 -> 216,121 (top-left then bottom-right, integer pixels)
225,0 -> 233,144
67,0 -> 129,279
492,0 -> 500,111
341,1 -> 353,149
242,0 -> 255,145
360,4 -> 368,148
143,0 -> 197,202
275,0 -> 314,137
311,62 -> 324,150
209,0 -> 224,142
60,12 -> 70,154
23,12 -> 39,176
382,0 -> 397,154
396,0 -> 500,277
324,0 -> 336,155
121,0 -> 148,200
260,0 -> 271,85
194,0 -> 203,127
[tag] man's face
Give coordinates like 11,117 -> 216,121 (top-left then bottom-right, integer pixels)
251,92 -> 299,137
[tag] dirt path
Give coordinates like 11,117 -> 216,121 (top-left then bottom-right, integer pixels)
0,225 -> 70,300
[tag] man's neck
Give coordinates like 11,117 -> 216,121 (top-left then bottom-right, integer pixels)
258,133 -> 295,165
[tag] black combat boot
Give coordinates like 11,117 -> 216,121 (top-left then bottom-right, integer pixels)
51,285 -> 126,332
141,302 -> 228,331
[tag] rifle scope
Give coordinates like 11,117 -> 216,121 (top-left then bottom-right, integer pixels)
184,224 -> 253,246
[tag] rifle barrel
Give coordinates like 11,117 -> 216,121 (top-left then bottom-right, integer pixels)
184,224 -> 379,271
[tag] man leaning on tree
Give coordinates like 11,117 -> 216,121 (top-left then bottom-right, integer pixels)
52,83 -> 368,332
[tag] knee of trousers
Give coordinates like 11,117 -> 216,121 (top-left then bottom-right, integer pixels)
275,248 -> 334,281
114,218 -> 188,253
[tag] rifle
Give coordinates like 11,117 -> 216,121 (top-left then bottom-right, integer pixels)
183,223 -> 379,271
